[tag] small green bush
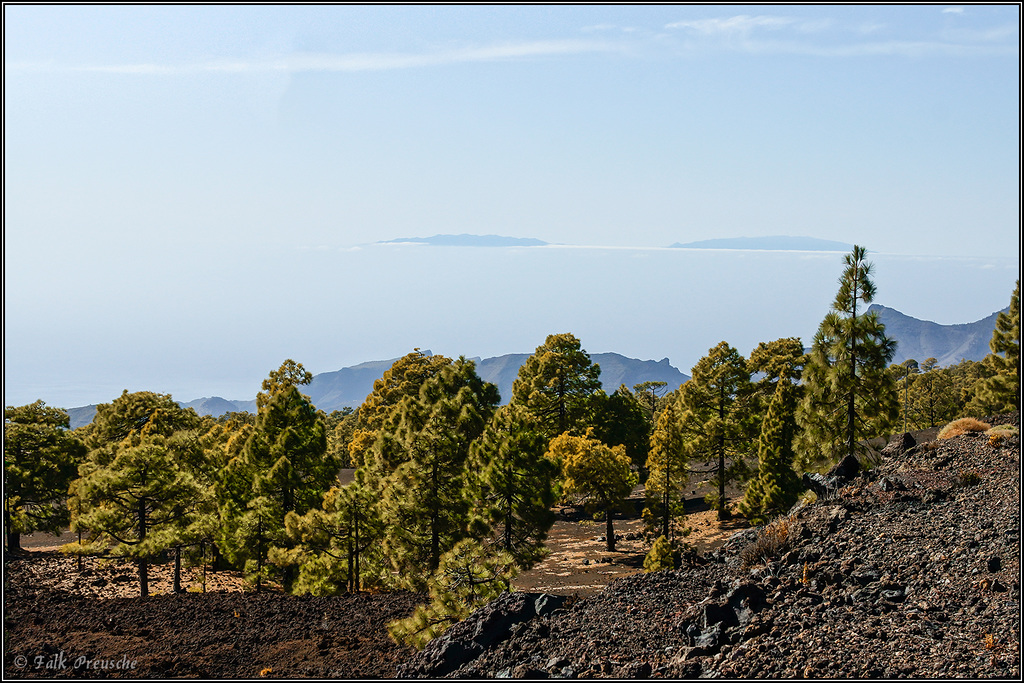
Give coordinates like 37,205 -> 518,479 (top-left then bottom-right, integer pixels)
644,535 -> 675,572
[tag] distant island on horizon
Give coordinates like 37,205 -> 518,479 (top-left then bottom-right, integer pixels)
670,236 -> 855,251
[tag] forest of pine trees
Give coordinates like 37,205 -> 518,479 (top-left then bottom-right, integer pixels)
4,251 -> 1020,648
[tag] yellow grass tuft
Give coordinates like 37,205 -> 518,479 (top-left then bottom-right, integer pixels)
937,418 -> 991,440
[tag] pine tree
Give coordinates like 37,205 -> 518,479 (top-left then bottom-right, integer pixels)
740,370 -> 803,525
675,342 -> 755,520
67,391 -> 205,596
387,539 -> 518,649
969,279 -> 1020,414
4,401 -> 85,553
796,246 -> 898,470
907,359 -> 960,428
71,435 -> 206,597
510,333 -> 602,440
378,358 -> 499,587
277,469 -> 385,595
216,360 -> 334,593
550,431 -> 637,552
643,392 -> 689,540
469,404 -> 557,569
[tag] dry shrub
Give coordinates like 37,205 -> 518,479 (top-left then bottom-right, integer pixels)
741,516 -> 792,568
938,418 -> 991,440
958,469 -> 982,486
988,424 -> 1019,446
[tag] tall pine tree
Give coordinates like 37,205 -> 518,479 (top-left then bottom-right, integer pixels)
740,367 -> 803,525
968,279 -> 1020,415
796,246 -> 898,471
676,342 -> 755,520
643,391 -> 689,540
378,358 -> 499,587
216,360 -> 334,592
510,333 -> 602,441
468,404 -> 556,569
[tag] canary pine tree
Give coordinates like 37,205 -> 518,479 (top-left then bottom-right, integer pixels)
4,402 -> 84,553
740,369 -> 803,525
72,435 -> 207,597
68,392 -> 205,596
676,342 -> 755,520
969,279 -> 1020,415
469,404 -> 556,569
511,333 -> 602,440
378,358 -> 499,587
551,431 -> 637,552
216,361 -> 333,593
643,392 -> 689,540
796,246 -> 898,470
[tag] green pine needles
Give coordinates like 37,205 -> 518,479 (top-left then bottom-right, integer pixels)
387,538 -> 519,650
796,246 -> 898,471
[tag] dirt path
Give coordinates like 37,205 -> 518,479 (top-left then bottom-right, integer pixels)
514,495 -> 749,597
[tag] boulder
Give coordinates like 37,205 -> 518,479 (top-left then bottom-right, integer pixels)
881,433 -> 916,459
827,453 -> 861,480
397,591 -> 567,678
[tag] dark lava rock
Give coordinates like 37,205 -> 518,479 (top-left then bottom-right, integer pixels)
881,432 -> 916,459
827,453 -> 862,480
398,592 -> 566,678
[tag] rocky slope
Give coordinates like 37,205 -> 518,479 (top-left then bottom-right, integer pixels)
401,414 -> 1021,679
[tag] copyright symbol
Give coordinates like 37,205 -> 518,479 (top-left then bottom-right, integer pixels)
13,655 -> 28,668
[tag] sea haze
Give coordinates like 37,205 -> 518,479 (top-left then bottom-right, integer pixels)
2,244 -> 1017,409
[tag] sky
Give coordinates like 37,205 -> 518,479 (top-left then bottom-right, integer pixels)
4,5 -> 1020,409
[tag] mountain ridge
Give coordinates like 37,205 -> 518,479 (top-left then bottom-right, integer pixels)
869,303 -> 1007,368
61,304 -> 1008,429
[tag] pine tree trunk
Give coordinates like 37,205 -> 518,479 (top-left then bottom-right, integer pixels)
718,383 -> 727,520
353,505 -> 360,592
605,508 -> 615,552
138,498 -> 149,598
173,546 -> 182,593
347,532 -> 354,594
5,508 -> 21,554
430,459 -> 440,572
663,443 -> 671,540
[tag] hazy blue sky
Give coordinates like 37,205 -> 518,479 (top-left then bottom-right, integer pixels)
4,5 -> 1020,408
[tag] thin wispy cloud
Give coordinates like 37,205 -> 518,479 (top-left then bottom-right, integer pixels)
6,39 -> 615,75
664,13 -> 1016,57
942,7 -> 965,14
5,13 -> 1017,79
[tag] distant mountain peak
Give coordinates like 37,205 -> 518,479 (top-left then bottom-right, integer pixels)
379,234 -> 548,247
869,303 -> 1007,367
669,236 -> 854,252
